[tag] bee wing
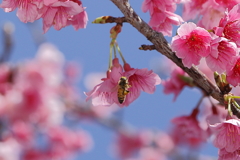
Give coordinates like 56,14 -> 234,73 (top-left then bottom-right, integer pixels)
111,84 -> 119,92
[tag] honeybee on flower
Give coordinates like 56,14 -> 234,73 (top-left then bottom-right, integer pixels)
117,76 -> 131,104
85,58 -> 161,107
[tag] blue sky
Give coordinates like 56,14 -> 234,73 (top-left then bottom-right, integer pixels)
0,0 -> 218,159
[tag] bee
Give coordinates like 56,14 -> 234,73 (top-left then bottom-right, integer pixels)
117,76 -> 131,104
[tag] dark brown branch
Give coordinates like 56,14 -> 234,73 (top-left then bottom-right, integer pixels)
110,0 -> 224,104
0,23 -> 14,63
105,16 -> 127,23
139,44 -> 156,51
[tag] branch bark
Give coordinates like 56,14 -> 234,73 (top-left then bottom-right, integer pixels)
110,0 -> 224,104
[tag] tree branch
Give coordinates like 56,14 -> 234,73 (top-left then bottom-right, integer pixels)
110,0 -> 224,104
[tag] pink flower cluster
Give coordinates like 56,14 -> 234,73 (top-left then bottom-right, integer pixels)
141,0 -> 183,36
0,0 -> 88,33
142,1 -> 240,87
182,0 -> 240,30
170,4 -> 240,87
85,58 -> 161,107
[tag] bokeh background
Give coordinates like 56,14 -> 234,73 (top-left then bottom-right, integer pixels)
0,0 -> 218,159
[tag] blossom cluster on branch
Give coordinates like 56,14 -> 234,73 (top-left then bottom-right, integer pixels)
2,0 -> 240,159
0,0 -> 88,33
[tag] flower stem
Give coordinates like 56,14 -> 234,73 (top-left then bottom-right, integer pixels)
231,96 -> 240,99
115,42 -> 126,64
109,45 -> 113,70
113,45 -> 117,58
233,100 -> 240,109
228,98 -> 233,116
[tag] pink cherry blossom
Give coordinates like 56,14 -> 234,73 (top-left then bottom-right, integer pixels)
209,118 -> 240,153
198,59 -> 215,82
214,4 -> 240,47
215,0 -> 240,11
22,125 -> 93,160
85,58 -> 123,107
153,131 -> 174,154
182,0 -> 207,21
0,0 -> 88,32
226,56 -> 240,87
162,67 -> 190,101
171,22 -> 212,68
171,109 -> 208,147
0,137 -> 21,160
218,148 -> 240,160
0,0 -> 43,23
142,0 -> 177,13
199,98 -> 227,131
206,36 -> 238,73
47,126 -> 92,153
182,0 -> 239,30
23,149 -> 48,160
85,58 -> 161,107
67,10 -> 88,30
11,121 -> 34,145
197,0 -> 225,30
149,10 -> 184,36
142,0 -> 183,36
122,63 -> 161,107
114,132 -> 146,158
135,148 -> 167,160
0,43 -> 67,126
42,0 -> 87,33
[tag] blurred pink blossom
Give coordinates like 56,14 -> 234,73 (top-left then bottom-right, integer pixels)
133,147 -> 167,160
11,121 -> 34,145
153,131 -> 175,154
23,149 -> 48,160
47,126 -> 92,156
198,98 -> 227,131
171,109 -> 208,147
197,0 -> 225,30
182,0 -> 207,21
114,131 -> 147,158
197,59 -> 215,83
162,67 -> 190,101
218,148 -> 240,160
21,126 -> 92,159
0,137 -> 20,160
